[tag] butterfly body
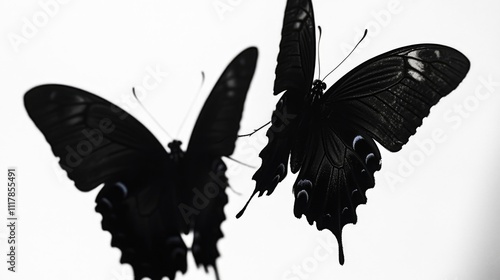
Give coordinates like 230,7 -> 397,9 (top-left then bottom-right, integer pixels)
168,140 -> 185,162
309,79 -> 327,104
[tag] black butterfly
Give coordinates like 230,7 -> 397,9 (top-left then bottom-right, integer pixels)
24,47 -> 258,280
236,0 -> 470,265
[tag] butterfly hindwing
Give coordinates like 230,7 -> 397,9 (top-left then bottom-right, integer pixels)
290,112 -> 382,264
96,177 -> 188,280
188,157 -> 228,278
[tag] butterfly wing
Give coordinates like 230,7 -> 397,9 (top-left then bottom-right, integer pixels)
290,44 -> 470,264
184,47 -> 257,275
274,0 -> 316,96
24,85 -> 189,279
24,84 -> 169,191
96,176 -> 189,280
324,44 -> 471,151
187,47 -> 258,156
183,157 -> 229,279
236,0 -> 316,218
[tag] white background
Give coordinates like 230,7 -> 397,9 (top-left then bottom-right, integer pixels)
1,0 -> 500,279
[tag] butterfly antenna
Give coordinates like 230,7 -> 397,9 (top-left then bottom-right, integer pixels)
322,29 -> 368,82
132,88 -> 173,140
317,26 -> 323,80
224,156 -> 255,169
237,121 -> 271,138
176,71 -> 205,137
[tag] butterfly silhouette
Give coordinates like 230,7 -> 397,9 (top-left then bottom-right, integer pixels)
24,47 -> 258,280
236,0 -> 470,264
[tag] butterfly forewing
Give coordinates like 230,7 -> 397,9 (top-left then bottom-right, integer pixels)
187,47 -> 258,156
274,0 -> 316,95
325,44 -> 470,151
184,47 -> 257,276
24,85 -> 169,191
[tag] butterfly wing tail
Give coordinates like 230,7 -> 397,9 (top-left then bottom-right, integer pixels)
291,119 -> 382,265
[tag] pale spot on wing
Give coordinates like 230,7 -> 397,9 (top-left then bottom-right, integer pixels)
365,153 -> 375,166
276,163 -> 285,177
297,9 -> 308,21
434,50 -> 441,58
407,50 -> 421,59
294,180 -> 312,218
115,181 -> 128,198
297,189 -> 309,202
352,135 -> 364,150
100,197 -> 112,209
408,69 -> 425,82
226,78 -> 236,87
408,58 -> 425,72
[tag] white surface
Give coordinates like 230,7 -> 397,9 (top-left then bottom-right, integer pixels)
1,0 -> 500,279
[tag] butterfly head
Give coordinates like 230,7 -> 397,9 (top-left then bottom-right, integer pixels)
310,79 -> 326,103
168,140 -> 184,162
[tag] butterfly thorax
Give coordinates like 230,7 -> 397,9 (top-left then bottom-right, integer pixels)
168,140 -> 185,163
309,79 -> 327,104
